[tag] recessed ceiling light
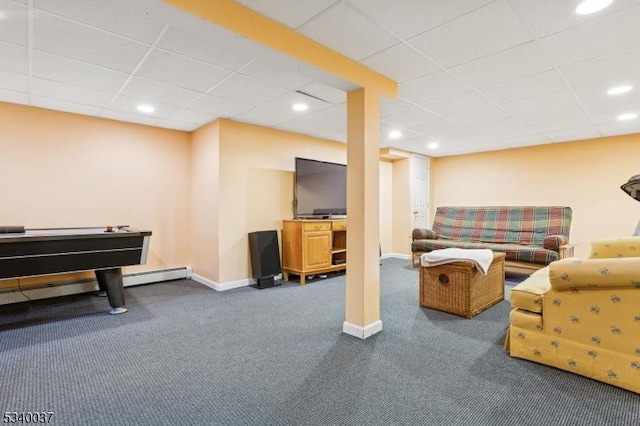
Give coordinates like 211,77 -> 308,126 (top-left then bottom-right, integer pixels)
575,0 -> 613,15
607,85 -> 632,95
427,142 -> 439,150
137,104 -> 155,113
388,130 -> 402,139
292,103 -> 308,112
617,112 -> 638,121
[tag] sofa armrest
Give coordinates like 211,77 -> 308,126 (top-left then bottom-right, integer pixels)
412,228 -> 436,240
542,235 -> 569,251
549,257 -> 640,290
589,237 -> 640,259
558,243 -> 576,259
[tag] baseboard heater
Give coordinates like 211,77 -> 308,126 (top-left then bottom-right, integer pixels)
0,267 -> 192,305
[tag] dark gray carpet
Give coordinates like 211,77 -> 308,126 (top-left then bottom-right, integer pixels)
1,258 -> 638,425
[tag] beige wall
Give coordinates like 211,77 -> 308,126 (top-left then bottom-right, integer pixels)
379,160 -> 393,254
190,120 -> 221,282
431,134 -> 640,256
215,119 -> 348,283
0,102 -> 192,287
392,158 -> 411,255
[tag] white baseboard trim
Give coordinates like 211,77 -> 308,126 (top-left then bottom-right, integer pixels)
123,267 -> 190,287
381,253 -> 411,260
0,267 -> 192,306
191,273 -> 283,291
343,319 -> 383,339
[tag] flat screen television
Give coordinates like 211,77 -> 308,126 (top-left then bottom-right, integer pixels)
294,157 -> 347,218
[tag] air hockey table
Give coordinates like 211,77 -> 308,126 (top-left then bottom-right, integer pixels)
0,226 -> 152,314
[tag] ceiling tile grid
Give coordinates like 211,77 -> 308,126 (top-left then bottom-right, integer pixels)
0,0 -> 640,157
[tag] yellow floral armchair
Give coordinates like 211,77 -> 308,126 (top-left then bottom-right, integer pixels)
506,237 -> 640,394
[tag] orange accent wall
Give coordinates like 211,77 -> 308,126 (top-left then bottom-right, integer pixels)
0,102 -> 191,288
432,134 -> 640,255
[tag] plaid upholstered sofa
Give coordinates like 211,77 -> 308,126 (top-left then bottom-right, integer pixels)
411,206 -> 573,274
506,238 -> 640,394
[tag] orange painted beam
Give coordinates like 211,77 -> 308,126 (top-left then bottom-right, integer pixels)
163,0 -> 397,98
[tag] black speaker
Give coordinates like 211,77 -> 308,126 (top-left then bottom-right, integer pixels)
248,230 -> 282,289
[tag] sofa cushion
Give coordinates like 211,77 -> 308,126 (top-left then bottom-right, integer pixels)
510,308 -> 543,331
510,267 -> 550,313
411,239 -> 560,266
432,206 -> 572,246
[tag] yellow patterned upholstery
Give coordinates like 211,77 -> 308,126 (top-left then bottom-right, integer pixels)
506,237 -> 640,394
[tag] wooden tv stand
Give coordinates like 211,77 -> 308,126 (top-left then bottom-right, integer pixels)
281,219 -> 346,285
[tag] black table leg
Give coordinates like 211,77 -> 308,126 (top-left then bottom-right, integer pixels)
95,268 -> 127,315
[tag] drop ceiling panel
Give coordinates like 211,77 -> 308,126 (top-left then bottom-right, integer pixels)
235,0 -> 338,29
34,0 -> 165,44
518,104 -> 589,126
135,49 -> 231,92
381,106 -> 433,127
559,48 -> 640,87
239,59 -> 313,91
30,95 -> 102,117
573,80 -> 638,104
503,90 -> 579,116
399,71 -> 469,104
348,0 -> 494,40
306,103 -> 347,128
583,95 -> 640,116
30,77 -> 113,107
235,107 -> 294,128
299,2 -> 398,60
33,11 -> 149,73
33,51 -> 128,93
297,82 -> 346,105
597,121 -> 640,137
409,0 -> 532,68
107,95 -> 179,119
510,0 -> 640,38
479,70 -> 568,104
361,43 -> 440,83
541,7 -> 640,67
447,105 -> 511,126
208,74 -> 289,106
422,91 -> 493,117
120,77 -> 201,108
168,108 -> 220,125
380,97 -> 414,114
543,127 -> 600,143
0,70 -> 27,92
155,119 -> 199,132
407,117 -> 475,140
450,42 -> 552,88
260,92 -> 332,116
157,26 -> 254,71
100,108 -> 159,126
529,116 -> 594,133
0,41 -> 27,74
0,88 -> 27,104
471,117 -> 525,134
0,0 -> 27,46
187,93 -> 253,117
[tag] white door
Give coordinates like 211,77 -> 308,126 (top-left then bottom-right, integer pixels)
411,155 -> 430,229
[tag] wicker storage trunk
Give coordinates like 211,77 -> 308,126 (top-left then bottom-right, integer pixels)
420,252 -> 505,318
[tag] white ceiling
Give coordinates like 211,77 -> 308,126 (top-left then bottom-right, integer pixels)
2,0 -> 640,157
